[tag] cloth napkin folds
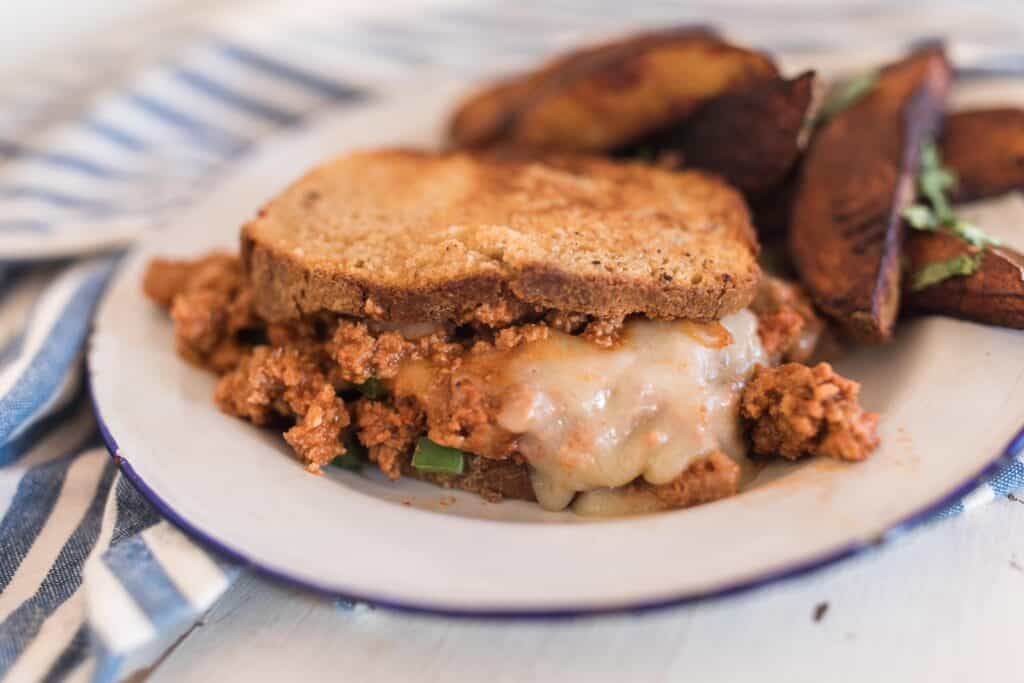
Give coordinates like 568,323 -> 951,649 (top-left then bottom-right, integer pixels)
2,1 -> 1024,681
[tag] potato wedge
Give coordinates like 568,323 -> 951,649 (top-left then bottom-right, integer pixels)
448,27 -> 778,152
940,108 -> 1024,203
789,47 -> 951,343
904,230 -> 1024,328
748,165 -> 800,240
676,72 -> 815,193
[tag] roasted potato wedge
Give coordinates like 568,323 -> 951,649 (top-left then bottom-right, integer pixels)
748,164 -> 800,240
940,108 -> 1024,203
905,230 -> 1024,328
789,47 -> 951,343
676,71 -> 815,193
448,27 -> 778,152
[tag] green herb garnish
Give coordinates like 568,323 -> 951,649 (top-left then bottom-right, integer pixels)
812,70 -> 878,128
911,253 -> 983,291
917,142 -> 957,223
950,218 -> 1001,249
411,438 -> 465,475
355,377 -> 387,400
331,437 -> 368,472
332,452 -> 364,471
903,140 -> 1001,290
902,203 -> 937,230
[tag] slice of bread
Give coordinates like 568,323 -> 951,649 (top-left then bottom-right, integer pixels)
242,149 -> 760,323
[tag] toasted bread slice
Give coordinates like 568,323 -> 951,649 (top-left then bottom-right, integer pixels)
406,455 -> 537,503
242,149 -> 760,323
448,27 -> 778,152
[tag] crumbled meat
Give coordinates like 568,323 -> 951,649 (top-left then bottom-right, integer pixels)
494,323 -> 549,351
740,362 -> 880,462
373,332 -> 414,377
635,451 -> 740,507
145,251 -> 878,506
363,297 -> 386,318
326,320 -> 414,384
413,332 -> 466,367
751,275 -> 826,363
467,300 -> 534,327
545,310 -> 588,334
265,320 -> 325,361
756,307 -> 805,359
419,373 -> 519,459
170,289 -> 255,372
581,316 -> 624,348
353,397 -> 425,479
543,310 -> 624,346
284,383 -> 350,472
143,257 -> 210,308
215,346 -> 348,470
143,253 -> 246,308
144,254 -> 257,372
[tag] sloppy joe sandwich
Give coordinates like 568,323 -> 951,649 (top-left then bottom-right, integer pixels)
143,148 -> 879,515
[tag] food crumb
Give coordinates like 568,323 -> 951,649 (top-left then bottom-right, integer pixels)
439,495 -> 457,508
1010,557 -> 1023,573
741,363 -> 880,462
813,601 -> 829,622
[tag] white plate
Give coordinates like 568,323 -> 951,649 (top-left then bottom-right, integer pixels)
89,81 -> 1024,616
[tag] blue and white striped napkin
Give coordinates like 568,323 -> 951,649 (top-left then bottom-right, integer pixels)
2,1 -> 1024,681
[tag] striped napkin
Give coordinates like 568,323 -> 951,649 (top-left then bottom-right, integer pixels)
2,1 -> 1024,681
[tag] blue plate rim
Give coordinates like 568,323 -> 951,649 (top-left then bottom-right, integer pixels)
86,366 -> 1024,619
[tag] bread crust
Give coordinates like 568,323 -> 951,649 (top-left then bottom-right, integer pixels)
242,149 -> 760,323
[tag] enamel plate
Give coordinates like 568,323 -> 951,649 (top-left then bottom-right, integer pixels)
90,79 -> 1024,616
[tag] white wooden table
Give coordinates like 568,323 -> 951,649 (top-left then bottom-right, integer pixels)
145,499 -> 1024,682
4,1 -> 1023,681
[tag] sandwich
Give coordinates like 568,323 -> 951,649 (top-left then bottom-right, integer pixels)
143,149 -> 879,515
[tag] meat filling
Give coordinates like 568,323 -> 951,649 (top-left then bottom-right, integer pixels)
143,253 -> 879,513
740,362 -> 880,462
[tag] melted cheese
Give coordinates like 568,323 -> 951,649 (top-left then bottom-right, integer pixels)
393,310 -> 766,513
490,311 -> 765,510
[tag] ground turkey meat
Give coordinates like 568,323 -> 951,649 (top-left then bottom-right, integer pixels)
143,253 -> 258,372
750,275 -> 826,363
635,451 -> 740,508
353,397 -> 425,479
326,321 -> 414,384
215,346 -> 349,471
417,372 -> 519,460
144,252 -> 880,498
740,362 -> 879,462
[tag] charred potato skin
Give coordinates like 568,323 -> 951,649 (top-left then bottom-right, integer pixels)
941,108 -> 1024,203
748,164 -> 800,242
905,231 -> 1024,329
448,27 -> 779,152
788,47 -> 951,344
678,71 -> 815,194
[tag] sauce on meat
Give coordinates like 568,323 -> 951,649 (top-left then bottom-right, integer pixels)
394,310 -> 766,512
496,311 -> 765,510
